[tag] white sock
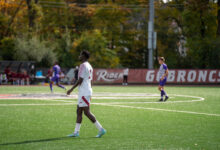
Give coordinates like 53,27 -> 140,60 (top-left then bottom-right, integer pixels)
74,123 -> 81,133
94,121 -> 103,131
164,91 -> 168,97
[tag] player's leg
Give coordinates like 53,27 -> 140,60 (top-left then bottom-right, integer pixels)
123,76 -> 125,85
49,79 -> 54,93
56,82 -> 66,89
83,106 -> 106,138
125,75 -> 128,85
159,78 -> 168,101
56,78 -> 66,90
158,85 -> 164,101
75,106 -> 83,132
162,86 -> 169,101
68,106 -> 83,137
161,78 -> 168,101
83,107 -> 96,123
160,79 -> 169,101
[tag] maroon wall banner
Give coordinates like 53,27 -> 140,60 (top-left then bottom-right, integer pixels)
93,69 -> 220,84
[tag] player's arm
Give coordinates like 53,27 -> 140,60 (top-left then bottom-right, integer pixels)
67,64 -> 85,95
51,67 -> 55,75
161,69 -> 169,80
67,77 -> 83,95
165,69 -> 169,77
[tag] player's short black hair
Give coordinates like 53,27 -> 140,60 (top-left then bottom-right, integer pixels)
81,50 -> 90,59
159,57 -> 165,62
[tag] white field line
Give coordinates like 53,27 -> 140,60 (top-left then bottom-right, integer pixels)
92,96 -> 169,99
0,103 -> 75,106
0,99 -> 74,103
0,93 -> 204,101
2,102 -> 219,117
94,100 -> 202,104
0,97 -> 75,100
0,96 -> 161,100
92,93 -> 160,96
0,94 -> 217,117
93,103 -> 220,117
93,94 -> 205,104
0,93 -> 205,106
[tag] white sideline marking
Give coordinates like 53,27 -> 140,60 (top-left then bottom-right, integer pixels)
93,103 -> 220,117
0,97 -> 162,100
92,96 -> 168,99
0,103 -> 75,106
1,102 -> 219,117
0,99 -> 74,103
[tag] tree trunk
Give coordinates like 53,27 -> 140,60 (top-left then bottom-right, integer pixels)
217,0 -> 220,36
2,0 -> 7,14
200,12 -> 205,38
26,0 -> 34,28
26,0 -> 38,29
199,0 -> 209,38
5,0 -> 24,36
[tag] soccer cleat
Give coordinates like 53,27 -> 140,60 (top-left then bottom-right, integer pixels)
158,98 -> 163,102
96,128 -> 106,138
164,96 -> 169,102
67,132 -> 79,137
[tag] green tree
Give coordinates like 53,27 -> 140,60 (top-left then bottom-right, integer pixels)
54,29 -> 75,68
0,37 -> 15,60
71,29 -> 119,68
217,0 -> 220,36
182,0 -> 218,68
0,13 -> 9,40
14,35 -> 57,66
155,2 -> 183,68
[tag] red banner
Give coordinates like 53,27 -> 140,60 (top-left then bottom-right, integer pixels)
93,69 -> 220,84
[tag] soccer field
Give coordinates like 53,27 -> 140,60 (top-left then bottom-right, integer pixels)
0,85 -> 220,150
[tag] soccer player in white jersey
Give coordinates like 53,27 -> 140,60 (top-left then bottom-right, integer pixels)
158,57 -> 169,102
67,50 -> 106,138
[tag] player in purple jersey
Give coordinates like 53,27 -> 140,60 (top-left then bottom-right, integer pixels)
158,57 -> 169,102
49,62 -> 66,93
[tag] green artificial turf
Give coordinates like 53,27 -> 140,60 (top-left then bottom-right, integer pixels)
0,85 -> 219,150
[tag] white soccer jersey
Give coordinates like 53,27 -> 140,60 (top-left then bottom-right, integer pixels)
158,63 -> 168,79
78,61 -> 93,96
123,68 -> 129,76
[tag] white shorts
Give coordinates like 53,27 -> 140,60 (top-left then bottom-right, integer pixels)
78,95 -> 91,107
